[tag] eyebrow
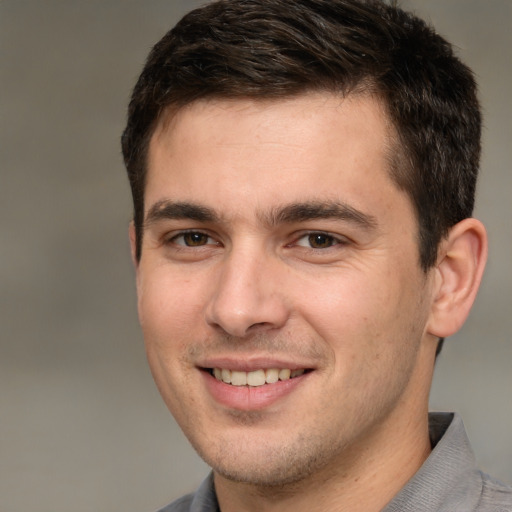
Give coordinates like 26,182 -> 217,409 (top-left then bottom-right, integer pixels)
264,201 -> 378,230
144,199 -> 377,231
144,200 -> 220,227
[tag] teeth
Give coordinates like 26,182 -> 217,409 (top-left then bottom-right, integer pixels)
247,369 -> 266,386
279,368 -> 291,380
212,367 -> 306,386
265,368 -> 279,384
231,370 -> 247,386
221,368 -> 231,384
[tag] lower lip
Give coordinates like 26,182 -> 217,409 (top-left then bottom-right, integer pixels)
201,370 -> 309,411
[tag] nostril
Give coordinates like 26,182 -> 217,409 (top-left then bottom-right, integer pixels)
247,322 -> 270,331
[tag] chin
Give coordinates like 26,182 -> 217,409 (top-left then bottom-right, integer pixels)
194,434 -> 331,488
213,461 -> 317,488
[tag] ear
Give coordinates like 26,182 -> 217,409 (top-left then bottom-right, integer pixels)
427,218 -> 487,338
128,221 -> 139,269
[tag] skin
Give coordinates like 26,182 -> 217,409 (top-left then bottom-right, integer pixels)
131,93 -> 487,512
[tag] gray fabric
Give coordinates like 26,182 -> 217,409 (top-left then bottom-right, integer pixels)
156,474 -> 218,512
156,413 -> 512,511
382,413 -> 512,512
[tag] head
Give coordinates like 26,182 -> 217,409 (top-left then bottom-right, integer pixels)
122,0 -> 481,271
121,0 -> 487,496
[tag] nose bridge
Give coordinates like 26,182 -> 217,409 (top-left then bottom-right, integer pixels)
205,241 -> 289,337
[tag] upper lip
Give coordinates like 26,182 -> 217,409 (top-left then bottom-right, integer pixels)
197,356 -> 315,372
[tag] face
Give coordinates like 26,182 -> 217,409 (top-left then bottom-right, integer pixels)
135,93 -> 438,486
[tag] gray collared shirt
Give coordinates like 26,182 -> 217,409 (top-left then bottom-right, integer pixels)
157,413 -> 512,512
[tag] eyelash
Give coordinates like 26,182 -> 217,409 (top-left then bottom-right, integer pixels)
292,232 -> 348,250
167,231 -> 219,248
166,230 -> 347,250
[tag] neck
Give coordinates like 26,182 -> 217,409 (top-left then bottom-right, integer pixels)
214,408 -> 431,512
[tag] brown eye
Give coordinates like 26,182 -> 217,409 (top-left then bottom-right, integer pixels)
173,232 -> 211,247
184,232 -> 209,246
307,233 -> 336,249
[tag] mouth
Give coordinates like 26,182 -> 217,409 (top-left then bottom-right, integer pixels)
200,365 -> 313,410
205,367 -> 309,387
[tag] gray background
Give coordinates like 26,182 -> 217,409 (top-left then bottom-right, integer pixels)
1,1 -> 510,511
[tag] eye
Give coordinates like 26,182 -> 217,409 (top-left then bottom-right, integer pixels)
171,231 -> 215,247
295,232 -> 344,249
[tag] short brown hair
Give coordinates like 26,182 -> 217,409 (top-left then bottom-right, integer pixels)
121,0 -> 481,270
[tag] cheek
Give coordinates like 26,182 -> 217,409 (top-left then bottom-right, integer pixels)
137,270 -> 206,407
136,269 -> 212,392
297,269 -> 394,332
297,263 -> 423,359
137,267 -> 206,335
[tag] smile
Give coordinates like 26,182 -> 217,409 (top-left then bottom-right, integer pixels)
210,368 -> 306,387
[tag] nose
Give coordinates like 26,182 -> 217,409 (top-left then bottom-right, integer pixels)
205,247 -> 290,338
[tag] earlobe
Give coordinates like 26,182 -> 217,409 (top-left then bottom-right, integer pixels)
427,218 -> 488,338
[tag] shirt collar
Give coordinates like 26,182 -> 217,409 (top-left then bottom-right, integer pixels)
190,412 -> 483,512
190,473 -> 219,512
382,412 -> 483,511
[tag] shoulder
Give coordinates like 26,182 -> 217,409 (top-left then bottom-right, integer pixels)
154,474 -> 218,512
155,492 -> 194,512
476,472 -> 512,511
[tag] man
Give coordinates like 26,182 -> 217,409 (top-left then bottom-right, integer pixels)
121,1 -> 512,511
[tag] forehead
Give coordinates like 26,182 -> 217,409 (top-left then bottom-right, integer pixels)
145,93 -> 407,222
